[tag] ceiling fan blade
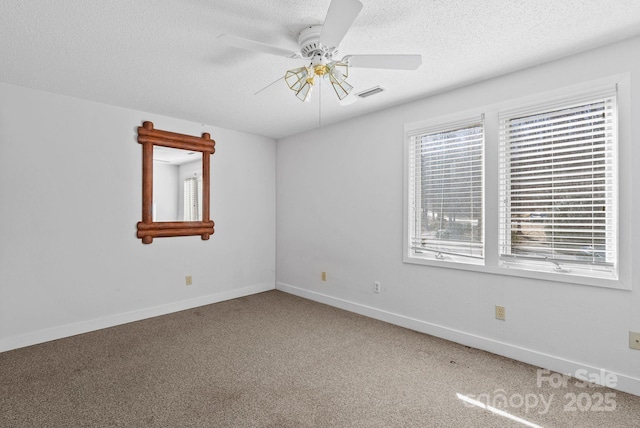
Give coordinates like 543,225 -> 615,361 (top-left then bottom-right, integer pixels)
344,54 -> 422,70
319,0 -> 363,49
218,34 -> 300,58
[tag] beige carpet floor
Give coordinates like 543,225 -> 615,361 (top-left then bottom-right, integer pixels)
1,290 -> 639,427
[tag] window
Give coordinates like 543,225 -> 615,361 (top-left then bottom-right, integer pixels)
499,89 -> 617,279
406,117 -> 484,263
404,76 -> 627,287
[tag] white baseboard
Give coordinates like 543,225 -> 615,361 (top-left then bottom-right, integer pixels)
276,281 -> 640,397
0,282 -> 274,353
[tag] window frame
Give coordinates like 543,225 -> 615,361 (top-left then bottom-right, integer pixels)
498,87 -> 618,280
403,74 -> 631,290
404,113 -> 486,266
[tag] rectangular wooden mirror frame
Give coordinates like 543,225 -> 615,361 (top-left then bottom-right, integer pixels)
136,121 -> 215,244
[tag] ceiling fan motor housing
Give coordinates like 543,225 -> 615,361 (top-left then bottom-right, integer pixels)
298,25 -> 337,61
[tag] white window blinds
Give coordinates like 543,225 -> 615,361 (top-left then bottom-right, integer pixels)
499,86 -> 617,277
408,117 -> 484,260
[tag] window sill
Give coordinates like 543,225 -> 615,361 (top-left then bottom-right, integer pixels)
403,253 -> 628,290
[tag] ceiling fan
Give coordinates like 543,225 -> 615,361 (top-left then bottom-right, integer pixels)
218,0 -> 422,103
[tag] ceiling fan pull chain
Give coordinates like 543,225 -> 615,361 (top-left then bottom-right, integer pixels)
318,77 -> 322,127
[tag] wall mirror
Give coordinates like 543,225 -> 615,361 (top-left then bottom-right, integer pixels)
136,121 -> 215,244
153,146 -> 203,222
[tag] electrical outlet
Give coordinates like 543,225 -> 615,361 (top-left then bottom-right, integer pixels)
495,305 -> 506,321
630,332 -> 640,350
374,281 -> 381,293
321,271 -> 326,281
185,275 -> 192,286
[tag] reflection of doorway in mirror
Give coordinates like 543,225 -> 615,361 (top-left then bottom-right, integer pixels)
153,146 -> 203,222
183,174 -> 203,221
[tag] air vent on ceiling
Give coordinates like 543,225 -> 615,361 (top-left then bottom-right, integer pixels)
356,86 -> 384,98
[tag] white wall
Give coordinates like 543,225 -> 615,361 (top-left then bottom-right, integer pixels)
0,82 -> 276,351
276,36 -> 640,395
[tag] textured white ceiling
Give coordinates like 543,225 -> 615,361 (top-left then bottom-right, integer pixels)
2,0 -> 640,139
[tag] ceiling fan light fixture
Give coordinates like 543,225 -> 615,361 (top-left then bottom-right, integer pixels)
285,67 -> 310,92
327,62 -> 348,83
329,73 -> 353,100
314,64 -> 329,76
295,81 -> 313,102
